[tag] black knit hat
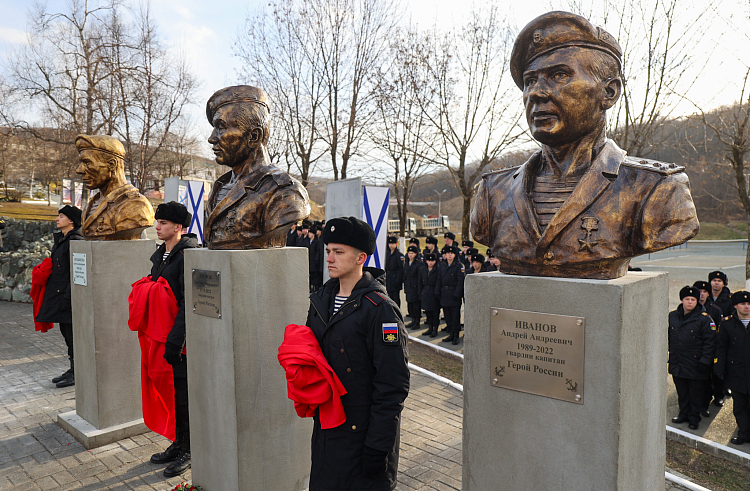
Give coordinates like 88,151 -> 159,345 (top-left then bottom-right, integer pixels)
462,240 -> 474,247
426,236 -> 438,245
708,271 -> 728,285
732,291 -> 750,305
692,281 -> 710,292
59,205 -> 82,227
387,235 -> 398,244
155,201 -> 191,228
471,254 -> 485,264
679,286 -> 700,301
444,232 -> 456,241
424,253 -> 437,261
407,245 -> 420,254
322,217 -> 377,255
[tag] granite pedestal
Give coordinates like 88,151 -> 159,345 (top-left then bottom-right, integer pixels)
57,240 -> 155,449
184,247 -> 312,491
463,271 -> 668,491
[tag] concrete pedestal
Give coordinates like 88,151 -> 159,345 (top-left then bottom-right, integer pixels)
463,272 -> 668,491
58,240 -> 155,449
185,247 -> 312,491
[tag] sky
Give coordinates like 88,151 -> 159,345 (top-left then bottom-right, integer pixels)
0,0 -> 748,166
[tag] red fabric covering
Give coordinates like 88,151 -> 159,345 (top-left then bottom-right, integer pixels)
128,276 -> 179,441
31,258 -> 54,333
278,324 -> 347,429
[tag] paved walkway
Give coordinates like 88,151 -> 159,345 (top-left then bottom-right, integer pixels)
0,301 -> 696,490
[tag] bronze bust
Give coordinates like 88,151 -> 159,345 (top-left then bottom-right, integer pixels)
470,11 -> 699,279
204,85 -> 310,250
75,135 -> 155,240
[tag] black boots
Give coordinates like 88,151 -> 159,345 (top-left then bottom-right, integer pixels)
56,369 -> 75,388
150,439 -> 181,464
52,368 -> 72,384
407,317 -> 421,329
163,433 -> 191,477
442,332 -> 461,345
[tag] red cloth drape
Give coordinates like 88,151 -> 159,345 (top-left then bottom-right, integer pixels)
128,276 -> 179,441
278,324 -> 347,429
31,258 -> 54,333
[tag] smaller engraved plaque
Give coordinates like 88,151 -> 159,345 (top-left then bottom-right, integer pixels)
72,253 -> 87,286
191,269 -> 222,319
490,308 -> 584,404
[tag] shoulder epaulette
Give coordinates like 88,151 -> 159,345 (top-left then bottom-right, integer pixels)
270,172 -> 292,187
621,156 -> 685,176
364,291 -> 387,306
724,315 -> 733,321
702,312 -> 709,316
482,165 -> 522,179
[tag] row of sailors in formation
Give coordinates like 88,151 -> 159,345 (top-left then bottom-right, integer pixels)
384,232 -> 493,346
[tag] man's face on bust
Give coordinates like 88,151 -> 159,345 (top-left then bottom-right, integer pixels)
76,150 -> 111,190
522,47 -> 614,146
208,105 -> 254,168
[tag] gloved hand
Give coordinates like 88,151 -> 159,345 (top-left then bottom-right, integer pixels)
362,446 -> 388,479
164,342 -> 183,365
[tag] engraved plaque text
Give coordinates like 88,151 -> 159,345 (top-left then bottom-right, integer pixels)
191,269 -> 222,319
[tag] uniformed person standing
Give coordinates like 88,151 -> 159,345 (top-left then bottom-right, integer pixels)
437,244 -> 464,345
459,240 -> 474,269
403,245 -> 422,329
384,236 -> 404,307
408,238 -> 422,259
715,291 -> 750,445
669,286 -> 716,430
36,205 -> 83,388
444,232 -> 456,249
308,225 -> 324,292
707,271 -> 732,316
419,253 -> 441,338
305,217 -> 410,491
423,236 -> 441,260
694,280 -> 725,413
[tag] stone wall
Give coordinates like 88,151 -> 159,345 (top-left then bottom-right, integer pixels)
0,233 -> 54,303
0,217 -> 56,252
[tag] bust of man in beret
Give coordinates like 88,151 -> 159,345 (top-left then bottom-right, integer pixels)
204,85 -> 310,249
75,134 -> 155,240
470,11 -> 699,279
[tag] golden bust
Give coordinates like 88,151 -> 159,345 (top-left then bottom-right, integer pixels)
75,135 -> 155,240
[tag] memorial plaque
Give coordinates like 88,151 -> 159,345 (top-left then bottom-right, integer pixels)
191,269 -> 222,319
72,253 -> 87,286
490,307 -> 584,404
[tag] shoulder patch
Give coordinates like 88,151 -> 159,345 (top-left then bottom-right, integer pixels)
621,156 -> 685,175
382,322 -> 399,343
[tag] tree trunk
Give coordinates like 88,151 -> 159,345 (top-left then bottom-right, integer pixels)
462,194 -> 471,240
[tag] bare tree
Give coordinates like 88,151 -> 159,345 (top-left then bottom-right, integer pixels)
414,7 -> 524,239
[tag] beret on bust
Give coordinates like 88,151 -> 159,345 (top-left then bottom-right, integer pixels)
510,11 -> 622,89
732,291 -> 750,306
155,201 -> 192,228
322,217 -> 376,255
75,134 -> 126,160
679,286 -> 699,301
206,85 -> 270,124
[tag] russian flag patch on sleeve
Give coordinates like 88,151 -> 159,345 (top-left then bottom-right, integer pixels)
382,323 -> 399,343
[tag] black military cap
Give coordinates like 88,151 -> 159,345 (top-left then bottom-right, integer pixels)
409,237 -> 420,246
59,205 -> 82,227
424,253 -> 437,261
407,245 -> 420,254
426,236 -> 438,245
442,244 -> 460,255
322,217 -> 376,255
444,232 -> 456,241
467,247 -> 478,256
301,220 -> 312,230
486,248 -> 493,258
732,291 -> 750,305
155,201 -> 191,228
708,271 -> 728,285
471,254 -> 485,264
462,240 -> 474,248
510,11 -> 622,90
679,286 -> 700,301
309,225 -> 319,234
387,236 -> 398,244
692,281 -> 710,292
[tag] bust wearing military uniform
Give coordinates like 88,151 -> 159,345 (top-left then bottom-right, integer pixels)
204,85 -> 310,250
75,135 -> 155,240
470,11 -> 699,279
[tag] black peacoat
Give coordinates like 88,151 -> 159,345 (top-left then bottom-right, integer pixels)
668,305 -> 716,380
305,268 -> 410,491
384,248 -> 404,292
436,260 -> 464,307
403,259 -> 422,303
35,228 -> 83,324
715,314 -> 750,394
419,266 -> 441,312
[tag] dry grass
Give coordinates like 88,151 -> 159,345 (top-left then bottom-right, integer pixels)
0,202 -> 58,221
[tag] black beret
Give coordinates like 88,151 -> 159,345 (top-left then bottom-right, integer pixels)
510,11 -> 622,90
322,217 -> 376,255
692,281 -> 710,292
409,237 -> 420,246
59,205 -> 82,227
471,254 -> 485,264
708,271 -> 728,285
424,253 -> 437,261
407,245 -> 420,254
155,201 -> 191,228
462,240 -> 474,247
732,291 -> 750,305
387,236 -> 398,244
679,286 -> 700,301
444,232 -> 456,241
206,85 -> 270,124
442,244 -> 460,255
426,236 -> 438,245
